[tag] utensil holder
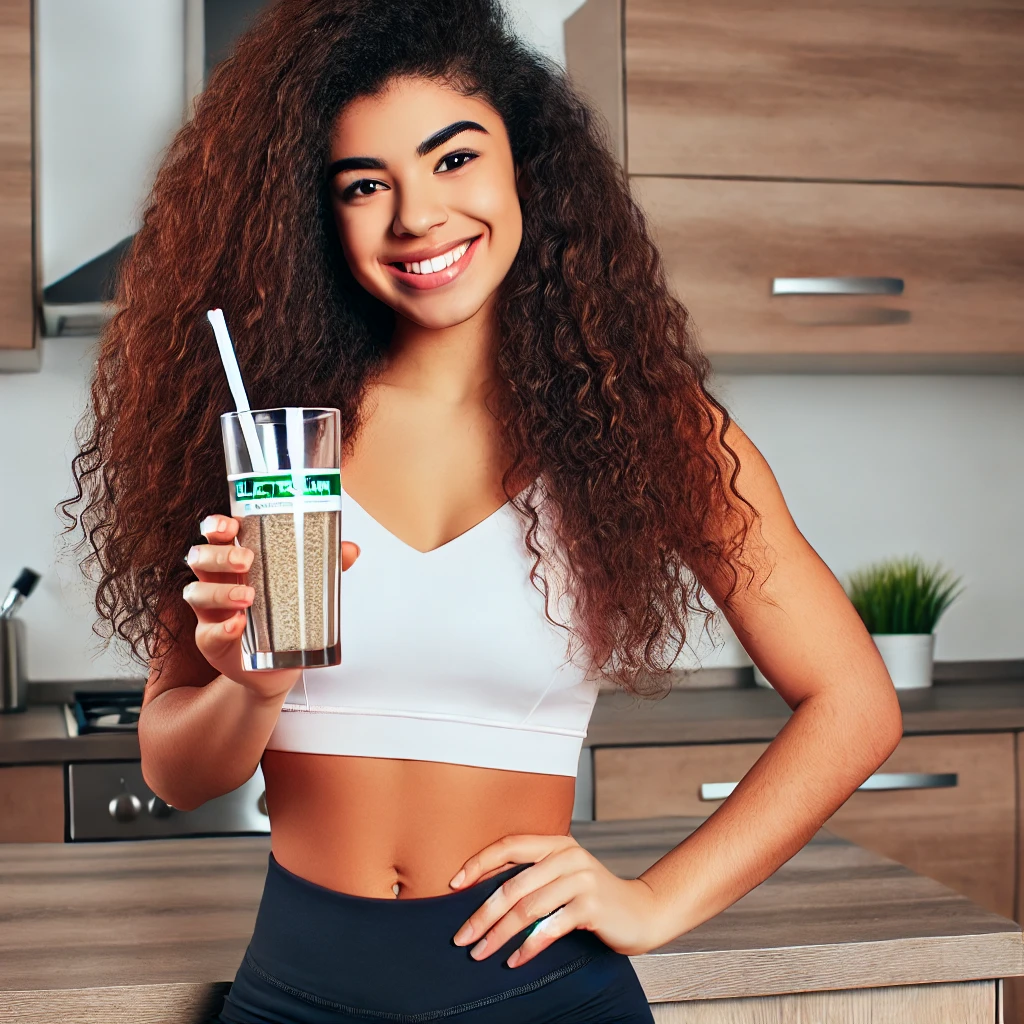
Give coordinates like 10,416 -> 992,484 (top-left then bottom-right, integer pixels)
0,619 -> 27,713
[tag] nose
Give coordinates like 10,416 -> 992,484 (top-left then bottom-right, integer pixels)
391,179 -> 447,238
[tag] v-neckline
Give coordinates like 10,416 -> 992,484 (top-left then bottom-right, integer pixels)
341,483 -> 528,557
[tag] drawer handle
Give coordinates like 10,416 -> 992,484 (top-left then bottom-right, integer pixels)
771,277 -> 905,296
700,771 -> 957,801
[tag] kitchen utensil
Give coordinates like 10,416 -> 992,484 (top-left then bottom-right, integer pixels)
0,619 -> 27,713
0,567 -> 40,619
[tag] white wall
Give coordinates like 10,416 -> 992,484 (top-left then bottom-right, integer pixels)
1,1 -> 1020,681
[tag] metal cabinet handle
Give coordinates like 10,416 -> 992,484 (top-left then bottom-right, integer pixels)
771,277 -> 904,296
700,771 -> 957,801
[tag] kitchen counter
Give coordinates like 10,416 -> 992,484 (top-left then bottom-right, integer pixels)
4,676 -> 1024,766
0,817 -> 1020,1023
585,677 -> 1024,747
0,705 -> 139,762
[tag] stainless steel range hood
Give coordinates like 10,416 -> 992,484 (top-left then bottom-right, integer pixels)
40,235 -> 132,337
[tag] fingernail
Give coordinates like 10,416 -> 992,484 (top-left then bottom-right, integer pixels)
450,869 -> 465,889
470,938 -> 487,959
229,586 -> 252,602
199,516 -> 218,536
507,950 -> 521,968
186,546 -> 200,566
453,925 -> 473,946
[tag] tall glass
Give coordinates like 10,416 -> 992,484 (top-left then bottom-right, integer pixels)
220,407 -> 341,670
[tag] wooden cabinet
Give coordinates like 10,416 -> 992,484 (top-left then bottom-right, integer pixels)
625,0 -> 1024,184
0,765 -> 65,843
632,177 -> 1024,371
0,0 -> 35,352
563,0 -> 1024,369
593,731 -> 1017,920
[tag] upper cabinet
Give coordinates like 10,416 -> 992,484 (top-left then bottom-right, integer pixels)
0,0 -> 34,354
566,0 -> 1024,372
625,0 -> 1024,185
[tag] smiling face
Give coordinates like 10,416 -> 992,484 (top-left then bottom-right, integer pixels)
326,76 -> 523,332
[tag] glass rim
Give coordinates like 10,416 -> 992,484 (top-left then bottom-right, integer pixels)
220,406 -> 340,422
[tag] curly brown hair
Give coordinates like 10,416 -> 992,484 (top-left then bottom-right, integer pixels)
60,0 -> 764,695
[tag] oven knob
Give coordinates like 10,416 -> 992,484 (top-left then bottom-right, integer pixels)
108,790 -> 142,823
147,796 -> 175,819
257,790 -> 268,816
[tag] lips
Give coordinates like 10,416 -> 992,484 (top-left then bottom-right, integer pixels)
384,235 -> 482,291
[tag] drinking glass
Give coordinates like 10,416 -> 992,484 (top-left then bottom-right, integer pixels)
220,407 -> 342,670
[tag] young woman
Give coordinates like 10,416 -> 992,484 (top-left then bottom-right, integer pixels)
62,1 -> 903,1021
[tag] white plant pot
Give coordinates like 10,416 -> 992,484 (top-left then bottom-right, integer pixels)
871,633 -> 935,690
752,632 -> 935,690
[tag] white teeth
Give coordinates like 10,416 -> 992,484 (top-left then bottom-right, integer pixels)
400,239 -> 472,275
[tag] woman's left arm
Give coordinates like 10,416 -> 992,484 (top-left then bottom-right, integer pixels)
449,413 -> 904,967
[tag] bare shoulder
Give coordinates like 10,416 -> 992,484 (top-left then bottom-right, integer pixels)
692,403 -> 900,735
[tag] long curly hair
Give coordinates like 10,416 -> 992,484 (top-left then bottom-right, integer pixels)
60,0 -> 765,695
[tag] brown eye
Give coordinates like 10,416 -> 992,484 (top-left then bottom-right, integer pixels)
435,151 -> 478,173
342,179 -> 388,201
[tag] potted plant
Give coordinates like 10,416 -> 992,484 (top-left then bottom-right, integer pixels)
844,556 -> 964,690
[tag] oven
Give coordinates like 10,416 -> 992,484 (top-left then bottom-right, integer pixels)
65,689 -> 270,841
67,759 -> 270,841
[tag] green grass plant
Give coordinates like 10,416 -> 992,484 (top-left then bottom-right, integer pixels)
846,556 -> 964,635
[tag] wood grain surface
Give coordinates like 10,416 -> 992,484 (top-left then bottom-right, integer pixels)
625,0 -> 1024,184
596,733 -> 1016,917
564,0 -> 625,165
0,765 -> 63,842
0,0 -> 33,350
586,679 -> 1024,747
648,981 -> 997,1024
0,817 -> 1020,1018
629,176 -> 1024,369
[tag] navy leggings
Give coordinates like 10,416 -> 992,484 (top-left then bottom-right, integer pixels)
218,852 -> 655,1023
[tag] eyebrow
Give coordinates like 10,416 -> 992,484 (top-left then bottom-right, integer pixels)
325,120 -> 489,180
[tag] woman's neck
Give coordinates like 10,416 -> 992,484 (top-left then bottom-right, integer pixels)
384,299 -> 500,407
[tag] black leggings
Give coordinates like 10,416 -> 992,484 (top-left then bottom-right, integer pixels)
218,852 -> 655,1023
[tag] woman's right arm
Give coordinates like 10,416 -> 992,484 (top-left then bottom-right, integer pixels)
139,514 -> 358,811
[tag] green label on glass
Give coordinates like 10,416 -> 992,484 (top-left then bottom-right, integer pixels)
233,472 -> 341,501
228,470 -> 342,516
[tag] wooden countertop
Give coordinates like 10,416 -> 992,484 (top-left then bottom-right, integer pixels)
3,678 -> 1024,766
584,679 -> 1024,746
0,817 -> 1020,1023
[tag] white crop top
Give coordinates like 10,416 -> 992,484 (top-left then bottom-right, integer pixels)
265,479 -> 601,777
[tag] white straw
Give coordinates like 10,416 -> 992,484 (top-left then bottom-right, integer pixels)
206,308 -> 267,474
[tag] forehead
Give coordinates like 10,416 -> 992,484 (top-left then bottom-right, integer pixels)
329,76 -> 507,157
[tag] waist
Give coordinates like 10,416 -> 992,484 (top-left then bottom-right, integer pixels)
261,749 -> 575,897
237,851 -> 614,1019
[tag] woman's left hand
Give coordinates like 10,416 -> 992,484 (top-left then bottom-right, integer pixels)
449,834 -> 664,968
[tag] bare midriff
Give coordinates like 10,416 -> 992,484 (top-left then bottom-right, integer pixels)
261,748 -> 576,899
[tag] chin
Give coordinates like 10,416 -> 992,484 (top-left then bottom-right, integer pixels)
393,292 -> 493,331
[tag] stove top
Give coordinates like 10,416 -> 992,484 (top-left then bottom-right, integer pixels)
66,690 -> 143,735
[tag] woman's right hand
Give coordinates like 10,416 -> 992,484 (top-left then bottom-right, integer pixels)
183,514 -> 360,702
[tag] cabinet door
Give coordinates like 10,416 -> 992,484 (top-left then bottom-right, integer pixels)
632,176 -> 1024,370
594,741 -> 771,820
825,733 -> 1016,920
0,765 -> 65,842
0,0 -> 34,350
626,0 -> 1024,184
594,733 -> 1017,921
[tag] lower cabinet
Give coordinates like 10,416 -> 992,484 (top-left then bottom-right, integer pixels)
593,731 -> 1016,919
0,765 -> 65,842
